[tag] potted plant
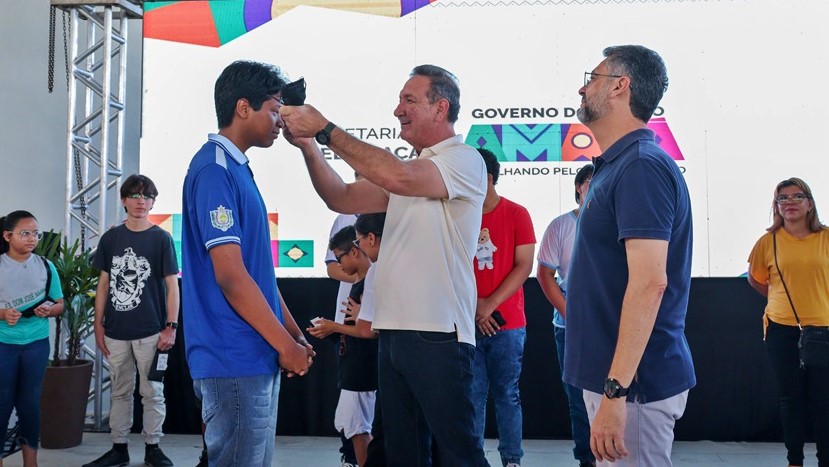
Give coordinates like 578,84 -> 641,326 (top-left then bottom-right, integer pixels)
35,232 -> 99,449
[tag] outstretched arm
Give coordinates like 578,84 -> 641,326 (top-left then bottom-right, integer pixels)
285,131 -> 389,214
281,105 -> 449,200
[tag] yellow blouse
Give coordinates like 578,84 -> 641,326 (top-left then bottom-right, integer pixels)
748,227 -> 829,327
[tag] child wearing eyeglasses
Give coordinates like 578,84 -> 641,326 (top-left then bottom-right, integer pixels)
0,210 -> 65,467
84,174 -> 179,467
308,224 -> 376,467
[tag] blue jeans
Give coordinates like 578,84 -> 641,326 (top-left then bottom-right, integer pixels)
554,326 -> 594,463
0,338 -> 50,450
193,373 -> 281,467
472,327 -> 525,466
378,330 -> 489,467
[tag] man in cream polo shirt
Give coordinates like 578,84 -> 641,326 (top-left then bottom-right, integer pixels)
281,64 -> 489,467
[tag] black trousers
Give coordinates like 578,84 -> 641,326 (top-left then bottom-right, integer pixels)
766,319 -> 829,467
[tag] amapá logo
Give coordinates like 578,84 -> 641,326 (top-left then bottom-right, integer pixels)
465,118 -> 683,162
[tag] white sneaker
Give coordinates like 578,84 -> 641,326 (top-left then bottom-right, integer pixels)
505,463 -> 520,467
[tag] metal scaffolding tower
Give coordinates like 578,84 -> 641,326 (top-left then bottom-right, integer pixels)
52,0 -> 142,430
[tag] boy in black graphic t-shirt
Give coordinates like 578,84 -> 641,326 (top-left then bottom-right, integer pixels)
84,175 -> 179,467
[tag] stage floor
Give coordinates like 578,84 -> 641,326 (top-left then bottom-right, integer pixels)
2,432 -> 815,466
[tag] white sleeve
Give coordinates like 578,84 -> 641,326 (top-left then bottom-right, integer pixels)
359,264 -> 376,323
429,145 -> 485,201
537,217 -> 561,270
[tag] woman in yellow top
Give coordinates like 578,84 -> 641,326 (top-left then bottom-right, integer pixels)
748,177 -> 829,467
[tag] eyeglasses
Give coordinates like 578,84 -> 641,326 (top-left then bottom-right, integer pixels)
334,247 -> 353,264
352,237 -> 362,248
126,193 -> 155,200
776,193 -> 808,204
15,230 -> 43,240
584,72 -> 624,87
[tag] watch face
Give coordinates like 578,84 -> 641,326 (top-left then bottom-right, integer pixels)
315,131 -> 330,145
603,378 -> 624,398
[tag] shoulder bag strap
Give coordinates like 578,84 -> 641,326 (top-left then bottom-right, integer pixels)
773,232 -> 802,329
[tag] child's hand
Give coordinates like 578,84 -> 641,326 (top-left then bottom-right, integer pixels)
307,318 -> 336,339
341,297 -> 361,322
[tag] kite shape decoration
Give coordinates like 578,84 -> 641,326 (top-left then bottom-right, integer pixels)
144,0 -> 436,47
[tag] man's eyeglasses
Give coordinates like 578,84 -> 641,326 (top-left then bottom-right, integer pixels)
15,230 -> 43,240
335,247 -> 353,264
584,72 -> 624,87
126,193 -> 155,200
776,193 -> 808,204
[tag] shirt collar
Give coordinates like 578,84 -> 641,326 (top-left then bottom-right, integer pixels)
208,133 -> 249,165
418,135 -> 463,159
593,128 -> 654,165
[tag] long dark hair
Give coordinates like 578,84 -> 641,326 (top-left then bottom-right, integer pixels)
1,210 -> 37,255
767,177 -> 824,233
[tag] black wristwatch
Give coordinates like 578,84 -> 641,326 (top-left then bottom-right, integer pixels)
314,122 -> 337,145
166,321 -> 178,330
603,378 -> 630,399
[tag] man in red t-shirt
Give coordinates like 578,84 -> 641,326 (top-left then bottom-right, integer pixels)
471,148 -> 536,467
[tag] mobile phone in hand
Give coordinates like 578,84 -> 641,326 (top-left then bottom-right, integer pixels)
492,310 -> 507,327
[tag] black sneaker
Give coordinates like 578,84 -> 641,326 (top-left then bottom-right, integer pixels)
82,444 -> 130,467
145,443 -> 174,467
578,461 -> 596,467
195,448 -> 208,467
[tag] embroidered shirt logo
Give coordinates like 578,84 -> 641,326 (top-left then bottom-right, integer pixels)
210,205 -> 234,232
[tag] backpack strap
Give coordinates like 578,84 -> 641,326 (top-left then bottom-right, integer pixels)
39,255 -> 53,301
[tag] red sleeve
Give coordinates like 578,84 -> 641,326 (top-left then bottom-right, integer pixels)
512,202 -> 536,246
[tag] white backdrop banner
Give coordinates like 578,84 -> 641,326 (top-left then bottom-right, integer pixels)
140,0 -> 829,277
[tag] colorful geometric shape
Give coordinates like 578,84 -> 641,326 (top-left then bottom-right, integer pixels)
278,240 -> 314,268
148,212 -> 311,272
466,118 -> 684,163
144,0 -> 439,47
561,123 -> 601,162
144,1 -> 221,48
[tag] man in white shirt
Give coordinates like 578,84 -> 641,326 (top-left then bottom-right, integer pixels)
281,64 -> 488,466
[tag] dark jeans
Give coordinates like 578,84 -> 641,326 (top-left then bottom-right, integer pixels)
378,330 -> 489,467
554,326 -> 595,463
0,338 -> 50,450
766,319 -> 829,467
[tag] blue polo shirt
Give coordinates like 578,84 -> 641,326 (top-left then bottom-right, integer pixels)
563,128 -> 694,403
182,133 -> 284,379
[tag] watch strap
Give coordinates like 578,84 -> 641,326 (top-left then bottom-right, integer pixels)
166,321 -> 178,330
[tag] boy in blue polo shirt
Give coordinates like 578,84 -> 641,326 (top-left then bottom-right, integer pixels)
181,60 -> 314,467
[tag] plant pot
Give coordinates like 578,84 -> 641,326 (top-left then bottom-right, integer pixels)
39,359 -> 93,449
